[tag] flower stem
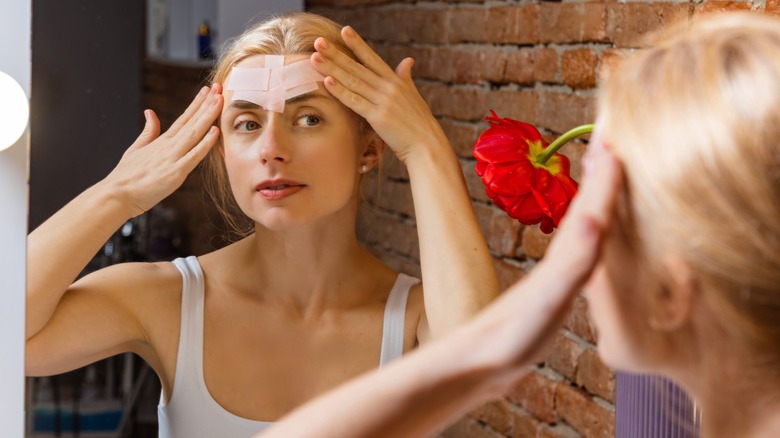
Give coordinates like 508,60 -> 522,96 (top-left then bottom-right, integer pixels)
536,124 -> 595,165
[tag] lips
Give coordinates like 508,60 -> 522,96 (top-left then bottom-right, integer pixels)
255,179 -> 306,201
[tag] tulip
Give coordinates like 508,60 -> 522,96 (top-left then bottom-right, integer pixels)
474,111 -> 593,234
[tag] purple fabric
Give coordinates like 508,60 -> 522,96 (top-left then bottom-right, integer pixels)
616,372 -> 701,438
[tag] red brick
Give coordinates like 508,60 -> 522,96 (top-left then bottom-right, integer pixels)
486,89 -> 538,127
538,423 -> 580,438
767,0 -> 780,16
481,49 -> 510,84
382,153 -> 409,181
522,225 -> 554,259
534,47 -> 559,83
555,384 -> 615,438
562,48 -> 598,90
563,295 -> 597,344
440,416 -> 504,438
695,1 -> 752,15
487,5 -> 539,44
575,348 -> 616,403
564,140 -> 587,184
505,48 -> 535,85
365,8 -> 410,43
448,87 -> 489,121
418,82 -> 452,117
508,372 -> 558,423
440,119 -> 480,158
408,8 -> 451,44
596,48 -> 627,82
452,49 -> 484,84
606,3 -> 693,48
474,203 -> 523,257
537,91 -> 596,135
463,160 -> 491,203
545,333 -> 583,381
539,3 -> 607,44
493,258 -> 526,292
512,407 -> 541,438
369,178 -> 415,219
471,399 -> 514,436
449,7 -> 488,43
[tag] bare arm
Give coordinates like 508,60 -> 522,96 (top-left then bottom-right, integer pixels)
259,142 -> 622,438
311,27 -> 499,340
26,86 -> 222,373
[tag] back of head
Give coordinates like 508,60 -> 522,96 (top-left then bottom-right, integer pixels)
598,13 -> 780,364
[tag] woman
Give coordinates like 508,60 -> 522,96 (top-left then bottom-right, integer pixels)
25,13 -> 498,437
261,12 -> 780,438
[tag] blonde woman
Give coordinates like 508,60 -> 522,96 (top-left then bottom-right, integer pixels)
25,13 -> 498,437
260,13 -> 780,438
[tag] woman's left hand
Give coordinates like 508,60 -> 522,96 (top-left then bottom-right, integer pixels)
311,27 -> 448,164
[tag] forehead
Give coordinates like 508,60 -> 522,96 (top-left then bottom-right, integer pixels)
222,53 -> 329,113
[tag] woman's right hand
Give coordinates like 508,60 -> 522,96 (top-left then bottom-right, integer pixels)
102,84 -> 223,217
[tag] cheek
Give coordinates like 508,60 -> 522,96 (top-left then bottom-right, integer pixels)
585,265 -> 644,371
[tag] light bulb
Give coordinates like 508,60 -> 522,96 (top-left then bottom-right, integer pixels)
0,71 -> 29,152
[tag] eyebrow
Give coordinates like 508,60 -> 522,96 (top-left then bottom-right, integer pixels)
228,93 -> 329,111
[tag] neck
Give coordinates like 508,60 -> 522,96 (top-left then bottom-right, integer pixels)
225,213 -> 393,316
671,360 -> 780,438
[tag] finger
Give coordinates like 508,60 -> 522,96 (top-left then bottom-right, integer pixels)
570,142 -> 622,230
130,109 -> 161,149
312,38 -> 383,93
170,93 -> 223,157
542,147 -> 622,281
395,57 -> 415,85
340,26 -> 397,79
321,76 -> 375,119
311,50 -> 382,105
166,85 -> 212,136
180,125 -> 220,174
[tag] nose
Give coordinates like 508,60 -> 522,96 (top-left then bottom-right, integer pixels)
258,117 -> 290,165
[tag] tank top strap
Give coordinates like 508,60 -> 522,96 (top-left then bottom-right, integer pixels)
378,273 -> 421,367
169,256 -> 206,397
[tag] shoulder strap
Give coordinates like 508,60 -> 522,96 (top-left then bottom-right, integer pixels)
378,273 -> 421,367
168,256 -> 206,397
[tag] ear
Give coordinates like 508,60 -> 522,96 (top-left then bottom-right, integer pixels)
359,132 -> 386,171
650,254 -> 699,331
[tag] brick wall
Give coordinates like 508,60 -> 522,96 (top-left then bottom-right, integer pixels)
307,1 -> 778,437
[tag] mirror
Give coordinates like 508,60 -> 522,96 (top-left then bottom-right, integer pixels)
23,2 -> 702,437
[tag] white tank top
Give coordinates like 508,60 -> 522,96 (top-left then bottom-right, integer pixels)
158,256 -> 420,438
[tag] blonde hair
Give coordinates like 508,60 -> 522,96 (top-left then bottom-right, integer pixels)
202,12 -> 364,238
599,13 -> 780,364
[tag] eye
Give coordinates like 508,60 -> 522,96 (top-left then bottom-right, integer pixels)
234,119 -> 260,132
295,114 -> 321,127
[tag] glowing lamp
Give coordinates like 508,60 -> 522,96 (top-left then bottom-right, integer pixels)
0,71 -> 29,151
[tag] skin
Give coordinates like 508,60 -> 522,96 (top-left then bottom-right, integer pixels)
25,25 -> 499,423
258,135 -> 624,438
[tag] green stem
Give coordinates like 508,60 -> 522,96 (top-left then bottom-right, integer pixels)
536,123 -> 595,165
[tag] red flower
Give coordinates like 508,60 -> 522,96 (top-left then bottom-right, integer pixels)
473,111 -> 579,234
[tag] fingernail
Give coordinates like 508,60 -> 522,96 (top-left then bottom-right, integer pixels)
312,53 -> 324,64
319,38 -> 329,49
343,26 -> 355,37
199,86 -> 209,96
208,126 -> 218,136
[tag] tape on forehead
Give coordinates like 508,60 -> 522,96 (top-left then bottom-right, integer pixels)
225,55 -> 325,113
